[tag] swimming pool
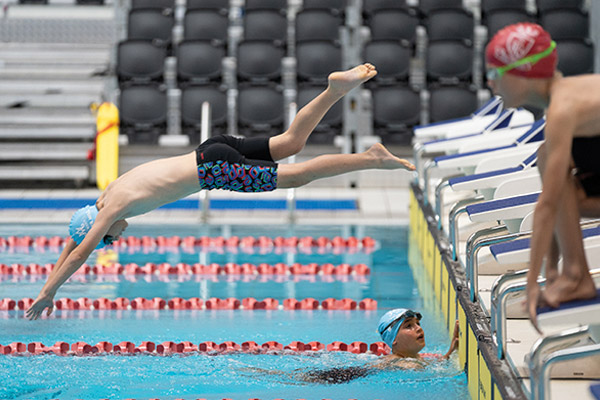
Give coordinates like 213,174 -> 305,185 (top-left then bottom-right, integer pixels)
0,224 -> 469,399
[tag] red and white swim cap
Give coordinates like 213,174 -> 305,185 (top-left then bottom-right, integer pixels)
486,22 -> 558,78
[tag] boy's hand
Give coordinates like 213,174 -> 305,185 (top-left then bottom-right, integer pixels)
524,281 -> 543,335
443,320 -> 460,359
26,293 -> 55,320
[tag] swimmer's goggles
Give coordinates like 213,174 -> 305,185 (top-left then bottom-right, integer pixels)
486,40 -> 556,81
382,310 -> 422,332
103,235 -> 116,246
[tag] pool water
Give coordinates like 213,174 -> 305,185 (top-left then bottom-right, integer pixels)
0,224 -> 469,400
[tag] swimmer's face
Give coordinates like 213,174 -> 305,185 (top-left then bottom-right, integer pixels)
104,219 -> 128,244
392,317 -> 425,357
486,64 -> 529,108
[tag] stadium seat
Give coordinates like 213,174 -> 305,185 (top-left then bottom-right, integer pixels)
120,85 -> 168,144
296,41 -> 342,84
130,0 -> 174,11
181,85 -> 228,141
128,9 -> 174,45
243,10 -> 288,42
425,9 -> 474,41
237,40 -> 284,83
556,39 -> 594,76
117,39 -> 166,85
186,0 -> 229,12
481,0 -> 527,15
368,9 -> 420,43
76,0 -> 104,5
539,9 -> 589,40
426,39 -> 473,84
418,0 -> 463,15
428,86 -> 478,123
536,0 -> 584,13
245,0 -> 287,11
371,85 -> 421,144
362,0 -> 409,17
295,10 -> 342,42
176,40 -> 225,85
238,85 -> 284,136
362,40 -> 411,85
18,0 -> 48,4
484,9 -> 535,38
183,10 -> 229,42
302,0 -> 346,14
297,85 -> 342,144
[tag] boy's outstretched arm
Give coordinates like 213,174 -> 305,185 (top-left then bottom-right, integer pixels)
26,211 -> 115,320
443,320 -> 460,360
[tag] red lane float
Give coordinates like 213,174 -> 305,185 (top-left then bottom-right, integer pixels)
0,262 -> 371,276
4,297 -> 376,311
0,341 -> 388,356
0,235 -> 376,251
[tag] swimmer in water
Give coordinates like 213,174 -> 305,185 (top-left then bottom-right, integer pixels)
26,63 -> 416,321
246,308 -> 460,384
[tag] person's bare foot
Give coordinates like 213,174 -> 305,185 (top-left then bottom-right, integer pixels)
542,272 -> 597,308
328,63 -> 378,97
366,143 -> 416,171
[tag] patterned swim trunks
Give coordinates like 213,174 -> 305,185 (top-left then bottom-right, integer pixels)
195,135 -> 278,193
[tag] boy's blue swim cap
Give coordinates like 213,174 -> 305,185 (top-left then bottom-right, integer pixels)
378,308 -> 422,349
69,205 -> 105,249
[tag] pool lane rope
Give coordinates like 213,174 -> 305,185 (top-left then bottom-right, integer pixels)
0,340 -> 390,356
0,262 -> 371,276
1,297 -> 378,311
0,235 -> 377,250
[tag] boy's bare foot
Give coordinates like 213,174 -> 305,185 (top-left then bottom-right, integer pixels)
366,143 -> 416,171
543,272 -> 597,308
328,63 -> 378,97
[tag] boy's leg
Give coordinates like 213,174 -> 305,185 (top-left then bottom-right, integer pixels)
276,143 -> 414,188
268,64 -> 378,161
543,175 -> 597,306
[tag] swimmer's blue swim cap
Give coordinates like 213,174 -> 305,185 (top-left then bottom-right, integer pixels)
378,308 -> 422,349
69,205 -> 105,249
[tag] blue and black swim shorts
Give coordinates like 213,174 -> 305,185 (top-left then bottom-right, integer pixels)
195,135 -> 278,192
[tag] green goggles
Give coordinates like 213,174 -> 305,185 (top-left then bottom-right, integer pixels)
486,41 -> 556,81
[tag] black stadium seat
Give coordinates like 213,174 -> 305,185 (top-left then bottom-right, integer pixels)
183,10 -> 229,42
296,41 -> 342,84
243,10 -> 288,41
426,39 -> 473,84
428,86 -> 478,123
181,85 -> 228,141
186,0 -> 229,12
117,39 -> 166,85
368,9 -> 420,43
128,9 -> 174,45
176,40 -> 225,85
481,0 -> 527,15
371,85 -> 421,144
425,9 -> 474,41
556,39 -> 594,76
295,10 -> 342,42
130,0 -> 174,11
238,86 -> 284,136
484,9 -> 535,38
418,0 -> 463,15
302,0 -> 346,13
363,40 -> 411,84
362,0 -> 409,17
245,0 -> 287,11
237,40 -> 284,83
536,0 -> 584,13
539,9 -> 589,40
120,85 -> 168,144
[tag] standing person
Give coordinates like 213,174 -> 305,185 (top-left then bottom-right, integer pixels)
26,63 -> 416,320
485,23 -> 598,332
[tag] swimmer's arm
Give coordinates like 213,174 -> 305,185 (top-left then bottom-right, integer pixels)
26,212 -> 115,320
442,320 -> 460,360
527,105 -> 576,331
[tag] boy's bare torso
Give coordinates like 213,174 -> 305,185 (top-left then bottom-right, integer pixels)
550,74 -> 600,138
96,151 -> 199,219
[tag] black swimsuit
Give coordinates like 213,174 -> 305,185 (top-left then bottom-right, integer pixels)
195,135 -> 278,192
572,136 -> 600,197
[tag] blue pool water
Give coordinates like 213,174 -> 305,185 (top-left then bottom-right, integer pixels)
0,224 -> 469,399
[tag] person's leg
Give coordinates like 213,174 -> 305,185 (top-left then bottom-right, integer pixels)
276,143 -> 414,188
268,64 -> 378,161
543,173 -> 597,306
